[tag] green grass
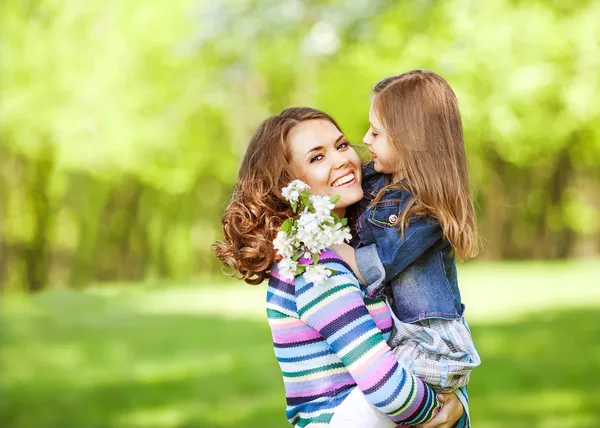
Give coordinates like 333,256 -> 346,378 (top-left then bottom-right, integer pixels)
2,261 -> 600,427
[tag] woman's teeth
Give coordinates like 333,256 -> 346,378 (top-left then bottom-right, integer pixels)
332,173 -> 355,187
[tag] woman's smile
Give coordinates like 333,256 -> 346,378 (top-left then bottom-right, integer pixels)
331,171 -> 356,188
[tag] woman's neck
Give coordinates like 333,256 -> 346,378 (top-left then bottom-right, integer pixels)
333,207 -> 346,219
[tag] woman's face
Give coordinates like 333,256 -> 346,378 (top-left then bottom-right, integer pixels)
363,102 -> 399,176
287,119 -> 363,217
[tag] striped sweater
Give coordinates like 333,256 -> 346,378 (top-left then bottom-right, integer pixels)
266,249 -> 441,427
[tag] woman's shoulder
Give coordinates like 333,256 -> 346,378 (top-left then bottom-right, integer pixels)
297,250 -> 361,289
314,249 -> 355,271
270,252 -> 354,284
270,250 -> 363,300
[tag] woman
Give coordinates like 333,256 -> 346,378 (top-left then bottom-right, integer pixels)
215,107 -> 466,427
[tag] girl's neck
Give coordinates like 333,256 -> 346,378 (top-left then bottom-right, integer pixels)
391,170 -> 407,184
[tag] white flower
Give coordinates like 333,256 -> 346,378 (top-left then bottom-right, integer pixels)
276,179 -> 351,286
331,223 -> 352,244
304,264 -> 332,285
273,231 -> 295,259
279,258 -> 298,280
310,195 -> 336,221
282,180 -> 310,203
295,212 -> 323,251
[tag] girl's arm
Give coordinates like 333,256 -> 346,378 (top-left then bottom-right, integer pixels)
334,216 -> 442,298
296,250 -> 441,426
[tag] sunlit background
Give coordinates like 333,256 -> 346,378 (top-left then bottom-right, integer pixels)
2,1 -> 600,427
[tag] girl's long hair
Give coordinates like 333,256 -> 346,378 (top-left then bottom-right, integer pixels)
372,70 -> 479,259
214,107 -> 343,285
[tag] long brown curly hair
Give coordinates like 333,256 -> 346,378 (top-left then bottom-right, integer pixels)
214,107 -> 343,285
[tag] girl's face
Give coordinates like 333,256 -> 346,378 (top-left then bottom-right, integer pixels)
363,102 -> 399,176
288,119 -> 363,218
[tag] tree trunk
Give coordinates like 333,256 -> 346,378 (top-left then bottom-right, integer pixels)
546,144 -> 574,259
24,147 -> 55,292
480,148 -> 512,259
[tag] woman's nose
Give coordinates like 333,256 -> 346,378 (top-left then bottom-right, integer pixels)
332,149 -> 349,169
362,131 -> 371,145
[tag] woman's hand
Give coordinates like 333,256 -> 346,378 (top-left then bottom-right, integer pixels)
416,392 -> 464,428
329,243 -> 366,284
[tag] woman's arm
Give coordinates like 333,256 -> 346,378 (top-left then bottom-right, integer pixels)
417,392 -> 465,428
326,245 -> 471,427
295,250 -> 441,426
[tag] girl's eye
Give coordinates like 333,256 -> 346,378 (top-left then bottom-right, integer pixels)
310,154 -> 324,163
337,141 -> 349,150
371,131 -> 378,138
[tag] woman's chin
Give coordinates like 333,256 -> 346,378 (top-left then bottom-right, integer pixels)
336,189 -> 364,211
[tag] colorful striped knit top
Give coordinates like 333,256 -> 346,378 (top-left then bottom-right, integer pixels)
266,249 -> 441,427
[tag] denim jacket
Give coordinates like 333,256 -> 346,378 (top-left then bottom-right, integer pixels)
351,162 -> 465,324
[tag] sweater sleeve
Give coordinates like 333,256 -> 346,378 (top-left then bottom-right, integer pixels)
295,251 -> 441,425
455,386 -> 471,428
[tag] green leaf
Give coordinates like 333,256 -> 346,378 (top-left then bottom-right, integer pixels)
295,264 -> 305,275
281,219 -> 292,233
341,218 -> 348,226
300,194 -> 310,209
313,253 -> 319,265
330,194 -> 341,204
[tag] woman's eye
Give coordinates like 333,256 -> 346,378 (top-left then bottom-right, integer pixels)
337,141 -> 349,150
371,131 -> 378,138
310,154 -> 324,163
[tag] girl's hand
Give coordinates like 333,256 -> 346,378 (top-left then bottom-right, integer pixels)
329,243 -> 366,284
416,392 -> 464,428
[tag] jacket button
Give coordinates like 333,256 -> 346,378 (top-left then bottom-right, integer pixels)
389,214 -> 398,223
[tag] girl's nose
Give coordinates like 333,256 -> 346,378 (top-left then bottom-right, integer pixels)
362,131 -> 372,145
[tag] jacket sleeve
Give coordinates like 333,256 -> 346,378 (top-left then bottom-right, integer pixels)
296,251 -> 441,425
355,215 -> 443,298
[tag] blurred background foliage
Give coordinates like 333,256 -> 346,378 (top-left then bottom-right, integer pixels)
3,1 -> 600,428
2,0 -> 599,292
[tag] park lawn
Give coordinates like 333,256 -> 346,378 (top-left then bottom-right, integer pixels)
2,261 -> 600,428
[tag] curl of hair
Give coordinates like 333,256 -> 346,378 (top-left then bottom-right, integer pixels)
214,181 -> 293,285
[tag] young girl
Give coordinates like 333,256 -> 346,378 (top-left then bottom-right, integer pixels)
332,70 -> 481,427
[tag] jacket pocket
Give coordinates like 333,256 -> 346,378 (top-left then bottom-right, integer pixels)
367,199 -> 402,228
